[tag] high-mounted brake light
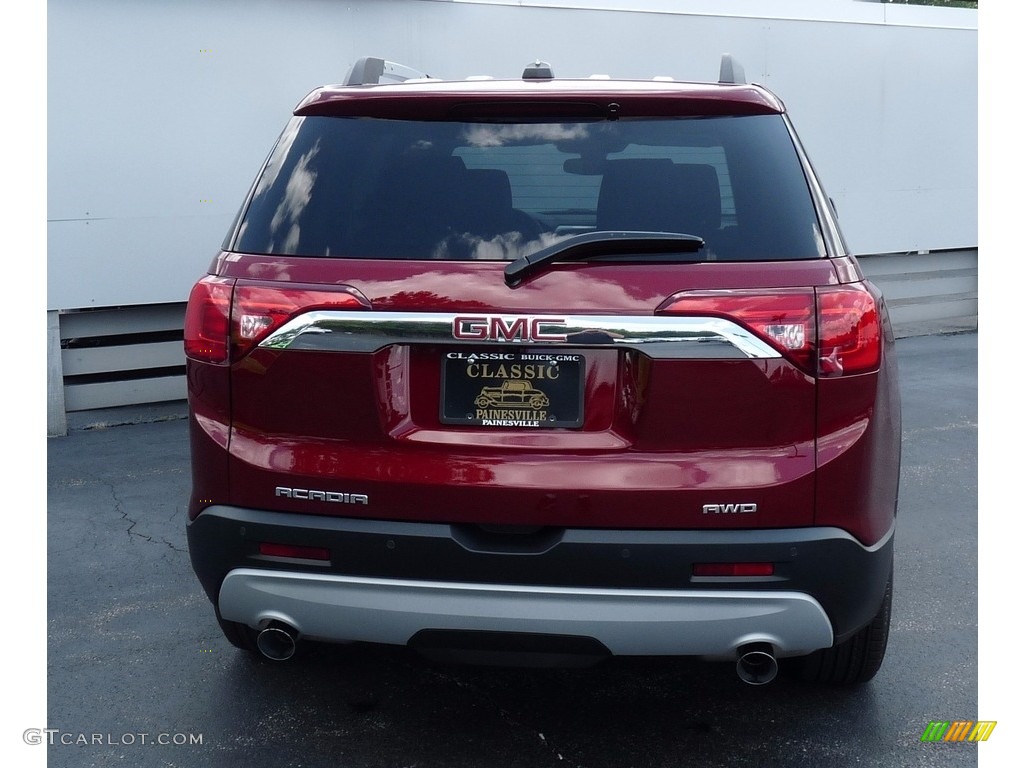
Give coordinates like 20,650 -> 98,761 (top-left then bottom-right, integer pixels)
658,284 -> 882,378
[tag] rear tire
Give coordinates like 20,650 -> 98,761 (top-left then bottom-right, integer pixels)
787,574 -> 892,685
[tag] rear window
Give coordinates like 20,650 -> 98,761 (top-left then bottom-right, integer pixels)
231,115 -> 825,261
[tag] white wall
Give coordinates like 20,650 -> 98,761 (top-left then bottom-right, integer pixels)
47,0 -> 977,310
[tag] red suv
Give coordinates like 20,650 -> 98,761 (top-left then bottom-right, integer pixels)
185,56 -> 900,685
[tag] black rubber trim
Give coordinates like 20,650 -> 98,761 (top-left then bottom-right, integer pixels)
409,630 -> 611,668
188,505 -> 894,643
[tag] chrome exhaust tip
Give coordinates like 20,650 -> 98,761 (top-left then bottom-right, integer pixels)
736,643 -> 778,685
256,621 -> 299,661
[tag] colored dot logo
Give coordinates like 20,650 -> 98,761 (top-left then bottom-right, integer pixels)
920,720 -> 997,743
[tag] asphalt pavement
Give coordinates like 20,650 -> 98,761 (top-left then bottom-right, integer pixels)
44,332 -> 982,768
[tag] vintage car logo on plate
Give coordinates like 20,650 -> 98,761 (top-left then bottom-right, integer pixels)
441,350 -> 584,429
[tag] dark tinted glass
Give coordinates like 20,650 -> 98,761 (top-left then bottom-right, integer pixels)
232,115 -> 825,261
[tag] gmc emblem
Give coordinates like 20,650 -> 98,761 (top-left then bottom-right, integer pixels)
452,315 -> 567,343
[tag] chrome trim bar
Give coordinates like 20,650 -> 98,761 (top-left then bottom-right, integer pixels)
258,311 -> 781,360
219,568 -> 834,657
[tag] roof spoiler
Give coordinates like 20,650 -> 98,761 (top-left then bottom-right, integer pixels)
719,53 -> 746,85
343,56 -> 431,86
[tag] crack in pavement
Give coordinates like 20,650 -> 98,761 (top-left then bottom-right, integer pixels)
107,479 -> 187,553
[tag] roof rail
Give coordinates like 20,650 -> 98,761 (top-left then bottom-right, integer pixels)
344,56 -> 431,86
718,53 -> 746,85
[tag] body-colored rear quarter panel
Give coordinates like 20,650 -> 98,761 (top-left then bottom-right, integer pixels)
187,363 -> 231,514
814,287 -> 902,544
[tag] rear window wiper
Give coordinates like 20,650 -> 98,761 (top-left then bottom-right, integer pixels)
504,231 -> 704,288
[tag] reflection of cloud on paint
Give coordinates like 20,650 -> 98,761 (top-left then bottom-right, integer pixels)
433,231 -> 573,261
485,450 -> 797,490
269,140 -> 319,252
816,418 -> 870,466
253,118 -> 303,198
360,265 -> 665,312
242,259 -> 294,282
461,123 -> 590,147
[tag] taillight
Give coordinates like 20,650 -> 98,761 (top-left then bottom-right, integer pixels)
184,276 -> 234,364
658,283 -> 882,377
816,284 -> 881,377
231,281 -> 370,359
658,289 -> 817,372
184,276 -> 371,365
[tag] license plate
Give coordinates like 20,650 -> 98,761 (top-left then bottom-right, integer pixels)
441,350 -> 584,429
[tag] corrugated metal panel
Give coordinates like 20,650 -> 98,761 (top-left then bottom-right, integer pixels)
59,303 -> 187,414
63,376 -> 187,412
60,303 -> 185,339
859,249 -> 978,337
62,341 -> 185,376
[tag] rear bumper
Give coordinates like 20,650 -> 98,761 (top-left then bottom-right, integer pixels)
188,505 -> 894,654
219,569 -> 833,657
